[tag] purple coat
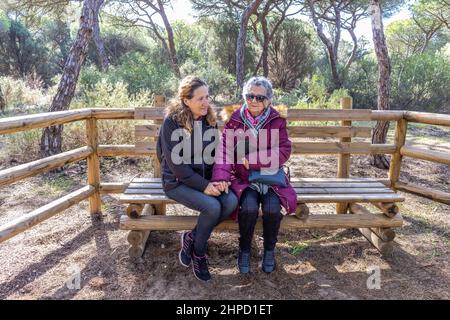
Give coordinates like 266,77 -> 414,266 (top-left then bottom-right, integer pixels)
211,106 -> 297,220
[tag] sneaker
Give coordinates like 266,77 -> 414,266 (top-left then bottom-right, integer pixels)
192,252 -> 211,282
178,231 -> 194,267
261,249 -> 276,273
237,250 -> 251,274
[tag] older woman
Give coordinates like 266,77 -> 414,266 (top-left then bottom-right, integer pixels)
212,76 -> 297,274
156,76 -> 238,282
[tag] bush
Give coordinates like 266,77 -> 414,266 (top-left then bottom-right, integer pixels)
390,50 -> 450,112
0,76 -> 51,113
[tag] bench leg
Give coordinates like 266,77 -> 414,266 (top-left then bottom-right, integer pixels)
372,202 -> 399,218
126,204 -> 155,258
126,203 -> 144,218
128,230 -> 151,258
349,203 -> 396,256
295,202 -> 309,220
154,203 -> 166,215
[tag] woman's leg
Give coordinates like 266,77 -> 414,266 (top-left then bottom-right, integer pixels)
261,188 -> 283,251
165,184 -> 222,256
238,188 -> 260,252
216,191 -> 238,222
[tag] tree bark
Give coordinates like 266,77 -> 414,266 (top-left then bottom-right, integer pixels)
157,0 -> 180,78
40,0 -> 104,157
92,1 -> 109,71
370,0 -> 391,169
308,1 -> 342,89
236,0 -> 263,89
0,85 -> 5,112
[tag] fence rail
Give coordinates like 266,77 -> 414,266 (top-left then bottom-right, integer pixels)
0,101 -> 448,243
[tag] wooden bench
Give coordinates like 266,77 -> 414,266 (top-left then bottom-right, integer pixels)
119,96 -> 405,258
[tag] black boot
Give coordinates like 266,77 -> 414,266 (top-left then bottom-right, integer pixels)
261,249 -> 276,273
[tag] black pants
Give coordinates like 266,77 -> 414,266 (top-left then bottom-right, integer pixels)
238,187 -> 283,251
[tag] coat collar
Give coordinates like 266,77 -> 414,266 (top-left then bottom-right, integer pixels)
229,105 -> 281,126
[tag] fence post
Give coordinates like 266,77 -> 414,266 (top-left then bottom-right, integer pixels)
388,118 -> 407,190
336,96 -> 352,214
86,118 -> 101,214
153,95 -> 166,214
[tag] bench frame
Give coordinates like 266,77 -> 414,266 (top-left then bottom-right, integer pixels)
120,96 -> 405,258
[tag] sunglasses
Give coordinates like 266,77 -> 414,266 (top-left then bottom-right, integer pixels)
245,93 -> 267,102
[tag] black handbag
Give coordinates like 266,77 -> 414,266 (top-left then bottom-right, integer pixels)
248,166 -> 290,187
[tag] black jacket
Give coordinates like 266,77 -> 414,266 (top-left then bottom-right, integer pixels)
156,115 -> 218,192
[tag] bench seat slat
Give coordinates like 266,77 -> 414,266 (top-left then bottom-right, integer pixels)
124,187 -> 393,195
120,213 -> 403,231
131,177 -> 387,183
119,193 -> 403,204
127,182 -> 387,189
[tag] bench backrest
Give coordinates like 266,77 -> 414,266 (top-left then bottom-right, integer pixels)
133,102 -> 396,157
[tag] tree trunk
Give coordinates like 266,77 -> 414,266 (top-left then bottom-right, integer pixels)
0,85 -> 5,112
261,16 -> 270,77
40,0 -> 104,157
157,0 -> 180,78
92,2 -> 109,71
236,0 -> 263,89
370,0 -> 391,169
308,1 -> 342,90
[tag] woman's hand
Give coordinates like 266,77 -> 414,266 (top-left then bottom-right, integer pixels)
213,181 -> 231,194
242,157 -> 250,170
204,182 -> 221,196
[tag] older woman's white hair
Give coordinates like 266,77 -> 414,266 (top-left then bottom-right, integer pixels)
242,76 -> 274,101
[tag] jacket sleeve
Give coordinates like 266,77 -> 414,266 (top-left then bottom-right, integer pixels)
211,121 -> 234,182
160,117 -> 209,192
245,117 -> 292,170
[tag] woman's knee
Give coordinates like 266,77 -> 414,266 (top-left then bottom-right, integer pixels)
200,199 -> 222,221
221,192 -> 238,216
261,194 -> 282,218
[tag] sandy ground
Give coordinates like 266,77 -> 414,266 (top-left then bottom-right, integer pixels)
0,124 -> 449,300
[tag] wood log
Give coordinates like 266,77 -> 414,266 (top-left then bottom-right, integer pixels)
287,126 -> 372,138
0,146 -> 93,188
349,203 -> 396,241
389,119 -> 408,189
403,111 -> 450,126
127,203 -> 154,258
358,227 -> 393,256
98,145 -> 148,157
134,107 -> 165,120
126,203 -> 144,218
337,97 -> 352,214
395,181 -> 450,205
0,185 -> 95,243
127,205 -> 154,245
124,187 -> 394,195
86,119 -> 101,215
99,182 -> 128,194
128,230 -> 151,258
132,177 -> 389,184
295,203 -> 309,220
120,213 -> 403,231
0,109 -> 91,135
372,202 -> 399,218
119,192 -> 405,204
287,109 -> 372,121
102,143 -> 397,157
90,108 -> 134,119
370,110 -> 405,121
292,142 -> 396,155
400,146 -> 450,166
